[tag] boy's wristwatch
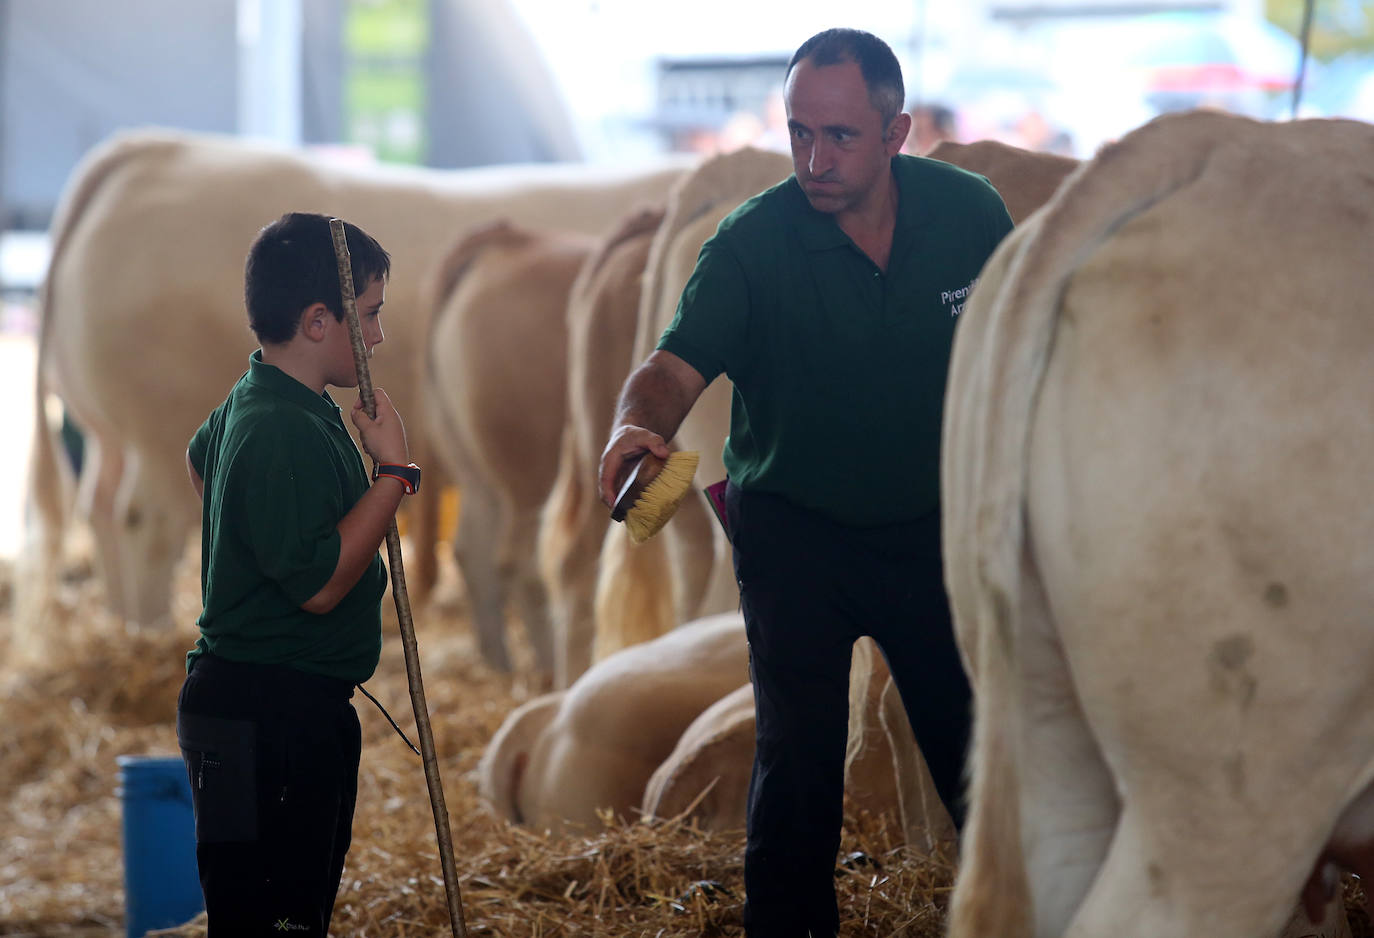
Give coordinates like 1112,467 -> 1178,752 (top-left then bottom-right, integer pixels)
372,462 -> 422,495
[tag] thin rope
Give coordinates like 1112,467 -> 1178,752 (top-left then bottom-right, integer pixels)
357,682 -> 422,757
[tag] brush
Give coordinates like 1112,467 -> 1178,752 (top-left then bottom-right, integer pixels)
611,450 -> 700,544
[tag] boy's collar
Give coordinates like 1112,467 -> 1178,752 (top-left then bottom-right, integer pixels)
246,350 -> 341,419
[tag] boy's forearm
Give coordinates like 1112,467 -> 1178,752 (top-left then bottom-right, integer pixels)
302,477 -> 406,614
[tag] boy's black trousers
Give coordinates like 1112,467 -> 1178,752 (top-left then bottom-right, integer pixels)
725,483 -> 972,938
176,652 -> 361,938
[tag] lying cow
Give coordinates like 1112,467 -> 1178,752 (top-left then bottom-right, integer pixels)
943,110 -> 1373,938
481,618 -> 936,840
642,637 -> 952,845
19,129 -> 686,646
421,220 -> 596,678
476,611 -> 750,834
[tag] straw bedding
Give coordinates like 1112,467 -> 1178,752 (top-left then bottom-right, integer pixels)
0,548 -> 963,937
1,549 -> 1369,937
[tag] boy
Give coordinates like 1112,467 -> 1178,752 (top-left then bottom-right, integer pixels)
176,211 -> 417,936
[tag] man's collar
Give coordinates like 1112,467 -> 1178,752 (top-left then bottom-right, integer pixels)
788,157 -> 913,252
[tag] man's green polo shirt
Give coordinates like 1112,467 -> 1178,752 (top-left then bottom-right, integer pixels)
657,153 -> 1014,527
186,351 -> 386,683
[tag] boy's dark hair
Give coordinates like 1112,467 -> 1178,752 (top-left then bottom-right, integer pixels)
245,212 -> 391,345
787,28 -> 905,128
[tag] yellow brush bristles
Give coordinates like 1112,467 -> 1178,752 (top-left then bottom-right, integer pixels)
624,451 -> 700,544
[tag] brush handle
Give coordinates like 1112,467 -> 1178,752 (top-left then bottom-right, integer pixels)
611,451 -> 668,522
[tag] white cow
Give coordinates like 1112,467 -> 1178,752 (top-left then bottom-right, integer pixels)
943,110 -> 1374,938
481,621 -> 926,837
536,206 -> 666,688
18,129 -> 686,653
476,611 -> 750,834
422,221 -> 597,678
641,636 -> 953,844
591,147 -> 793,660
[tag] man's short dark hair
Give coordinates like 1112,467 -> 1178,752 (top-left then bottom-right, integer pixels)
245,212 -> 391,345
787,28 -> 905,128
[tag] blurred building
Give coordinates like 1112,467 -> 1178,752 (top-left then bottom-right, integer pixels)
0,0 -> 579,233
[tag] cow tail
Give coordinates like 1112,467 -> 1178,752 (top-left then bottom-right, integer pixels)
15,132 -> 180,655
12,341 -> 68,660
948,578 -> 1034,938
592,522 -> 677,661
978,109 -> 1235,617
948,110 -> 1238,936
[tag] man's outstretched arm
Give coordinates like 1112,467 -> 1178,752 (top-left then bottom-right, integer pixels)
598,349 -> 708,506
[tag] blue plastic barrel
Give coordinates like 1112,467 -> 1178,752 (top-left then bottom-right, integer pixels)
117,755 -> 204,938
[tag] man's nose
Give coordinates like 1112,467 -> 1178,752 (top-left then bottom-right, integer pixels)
808,139 -> 832,177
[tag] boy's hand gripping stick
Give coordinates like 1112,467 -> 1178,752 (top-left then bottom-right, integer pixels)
329,218 -> 467,938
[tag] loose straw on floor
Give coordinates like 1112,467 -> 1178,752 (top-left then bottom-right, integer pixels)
329,217 -> 468,937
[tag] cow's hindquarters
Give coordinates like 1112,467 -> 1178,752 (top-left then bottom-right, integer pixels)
1025,166 -> 1374,936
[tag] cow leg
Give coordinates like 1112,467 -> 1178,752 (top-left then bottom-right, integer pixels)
537,435 -> 600,689
1015,559 -> 1119,938
507,513 -> 555,679
452,485 -> 512,672
114,445 -> 192,628
663,490 -> 716,621
550,549 -> 596,691
403,438 -> 441,605
75,431 -> 130,617
1061,800 -> 1310,938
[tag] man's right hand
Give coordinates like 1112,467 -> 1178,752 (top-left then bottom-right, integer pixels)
599,426 -> 673,508
597,349 -> 709,509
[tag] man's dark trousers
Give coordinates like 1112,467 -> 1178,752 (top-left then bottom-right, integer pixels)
176,653 -> 361,938
725,483 -> 971,938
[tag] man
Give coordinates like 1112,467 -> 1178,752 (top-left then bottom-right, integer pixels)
598,29 -> 1014,937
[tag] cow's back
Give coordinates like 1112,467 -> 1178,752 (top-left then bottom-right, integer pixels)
30,128 -> 689,630
927,139 -> 1077,225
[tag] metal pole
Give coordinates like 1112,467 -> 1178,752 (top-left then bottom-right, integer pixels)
328,218 -> 468,938
1291,0 -> 1316,119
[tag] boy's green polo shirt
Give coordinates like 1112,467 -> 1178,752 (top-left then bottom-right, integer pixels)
657,153 -> 1014,527
186,351 -> 386,683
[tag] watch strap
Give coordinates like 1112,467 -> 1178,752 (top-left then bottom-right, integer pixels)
372,462 -> 421,495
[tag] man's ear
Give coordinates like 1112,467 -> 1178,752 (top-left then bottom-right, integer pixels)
299,302 -> 333,342
886,112 -> 912,156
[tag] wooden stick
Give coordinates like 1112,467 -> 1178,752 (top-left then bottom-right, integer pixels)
328,218 -> 468,938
